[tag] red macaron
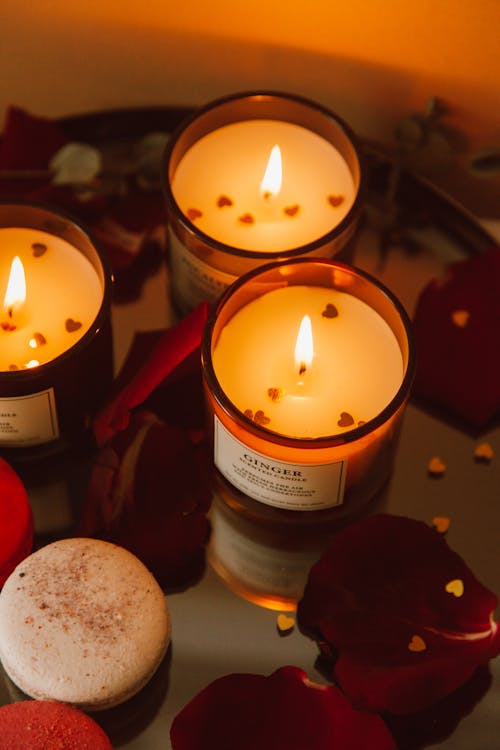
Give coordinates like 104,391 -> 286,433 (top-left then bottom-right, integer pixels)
0,458 -> 33,588
0,700 -> 113,749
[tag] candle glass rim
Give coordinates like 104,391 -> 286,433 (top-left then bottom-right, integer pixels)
202,257 -> 416,448
0,199 -> 114,378
162,90 -> 366,259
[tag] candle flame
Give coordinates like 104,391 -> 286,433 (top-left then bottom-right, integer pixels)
3,256 -> 26,314
26,359 -> 39,369
260,145 -> 282,198
294,315 -> 314,375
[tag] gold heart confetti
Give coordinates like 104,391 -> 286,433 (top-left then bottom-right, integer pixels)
238,213 -> 255,224
432,516 -> 451,534
338,411 -> 355,428
445,579 -> 464,598
283,204 -> 300,217
254,410 -> 271,426
32,242 -> 48,257
408,635 -> 427,652
268,387 -> 284,403
186,207 -> 203,221
427,456 -> 446,477
451,309 -> 470,328
328,194 -> 345,208
65,318 -> 82,333
276,613 -> 295,635
30,332 -> 47,347
474,442 -> 494,463
322,303 -> 339,319
217,195 -> 233,208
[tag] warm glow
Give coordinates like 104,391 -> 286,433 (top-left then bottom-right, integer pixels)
294,315 -> 314,375
260,145 -> 282,198
3,256 -> 26,314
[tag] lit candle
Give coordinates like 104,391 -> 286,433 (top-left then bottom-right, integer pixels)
163,92 -> 364,313
0,203 -> 113,452
212,286 -> 403,439
202,259 -> 415,516
0,229 -> 102,371
171,121 -> 356,252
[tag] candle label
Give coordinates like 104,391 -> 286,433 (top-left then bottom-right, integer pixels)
168,228 -> 236,310
0,389 -> 59,446
214,417 -> 346,510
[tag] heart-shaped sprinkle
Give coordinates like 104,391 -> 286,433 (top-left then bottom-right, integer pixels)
268,387 -> 283,403
283,204 -> 300,217
244,409 -> 254,420
30,332 -> 47,347
238,213 -> 255,224
427,456 -> 446,477
186,207 -> 203,221
8,364 -> 18,371
65,318 -> 82,333
254,410 -> 270,426
1,322 -> 16,331
328,194 -> 345,208
322,303 -> 339,319
474,441 -> 494,463
408,635 -> 427,652
32,242 -> 48,257
357,420 -> 366,427
276,613 -> 295,635
217,195 -> 233,208
432,516 -> 451,534
451,309 -> 470,328
445,578 -> 464,598
337,411 -> 355,428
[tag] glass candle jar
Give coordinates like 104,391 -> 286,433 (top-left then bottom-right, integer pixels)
163,91 -> 365,314
202,258 -> 415,522
0,201 -> 114,462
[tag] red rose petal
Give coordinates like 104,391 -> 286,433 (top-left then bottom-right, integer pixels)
297,514 -> 500,714
79,410 -> 211,589
412,246 -> 500,430
170,666 -> 396,750
93,302 -> 209,447
0,107 -> 67,169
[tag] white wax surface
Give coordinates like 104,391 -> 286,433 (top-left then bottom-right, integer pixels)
171,120 -> 356,252
212,286 -> 404,438
0,228 -> 103,371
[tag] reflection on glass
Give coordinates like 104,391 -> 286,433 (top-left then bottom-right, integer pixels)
208,479 -> 333,612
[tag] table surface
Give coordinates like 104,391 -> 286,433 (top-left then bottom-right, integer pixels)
1,131 -> 499,749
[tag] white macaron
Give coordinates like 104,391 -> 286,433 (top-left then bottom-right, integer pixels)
0,537 -> 171,710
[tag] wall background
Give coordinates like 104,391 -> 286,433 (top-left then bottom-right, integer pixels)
1,0 -> 499,214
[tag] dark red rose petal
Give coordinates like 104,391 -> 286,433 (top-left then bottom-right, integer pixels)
170,666 -> 396,750
412,246 -> 500,430
79,410 -> 211,589
93,302 -> 209,446
297,514 -> 500,714
0,106 -> 67,169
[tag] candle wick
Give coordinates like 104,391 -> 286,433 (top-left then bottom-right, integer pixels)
262,190 -> 273,200
298,362 -> 306,376
7,307 -> 13,319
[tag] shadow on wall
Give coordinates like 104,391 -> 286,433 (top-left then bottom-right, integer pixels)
1,13 -> 499,215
